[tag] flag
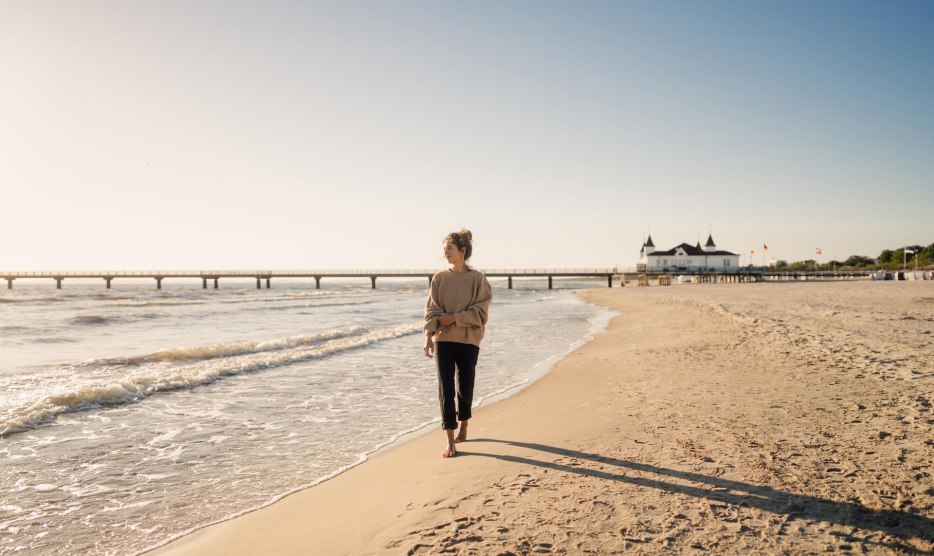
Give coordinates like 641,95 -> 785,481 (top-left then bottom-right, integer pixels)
816,247 -> 822,255
763,244 -> 768,251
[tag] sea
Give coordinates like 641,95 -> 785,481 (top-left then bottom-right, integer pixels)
0,276 -> 613,555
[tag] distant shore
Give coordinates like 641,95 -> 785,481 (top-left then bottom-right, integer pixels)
150,280 -> 934,555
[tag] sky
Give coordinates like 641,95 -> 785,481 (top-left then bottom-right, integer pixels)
1,0 -> 932,271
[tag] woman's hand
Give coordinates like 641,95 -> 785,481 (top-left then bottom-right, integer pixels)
423,336 -> 435,359
438,314 -> 456,326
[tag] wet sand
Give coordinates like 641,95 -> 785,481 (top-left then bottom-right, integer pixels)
151,280 -> 934,555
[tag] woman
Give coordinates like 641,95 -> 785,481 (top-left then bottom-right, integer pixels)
423,229 -> 493,458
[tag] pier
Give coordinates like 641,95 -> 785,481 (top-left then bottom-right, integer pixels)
1,268 -> 897,291
1,269 -> 618,290
626,269 -> 880,286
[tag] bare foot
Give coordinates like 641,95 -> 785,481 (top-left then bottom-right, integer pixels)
455,423 -> 468,443
442,429 -> 457,458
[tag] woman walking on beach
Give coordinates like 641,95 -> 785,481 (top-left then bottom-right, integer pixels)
424,229 -> 493,458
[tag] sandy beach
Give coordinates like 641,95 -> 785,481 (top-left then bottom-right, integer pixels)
150,280 -> 934,555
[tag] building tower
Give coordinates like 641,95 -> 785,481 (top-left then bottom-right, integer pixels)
643,235 -> 655,256
704,234 -> 716,253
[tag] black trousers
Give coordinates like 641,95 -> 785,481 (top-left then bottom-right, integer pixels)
435,341 -> 479,430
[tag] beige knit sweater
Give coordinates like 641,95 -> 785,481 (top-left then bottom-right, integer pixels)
423,269 -> 492,347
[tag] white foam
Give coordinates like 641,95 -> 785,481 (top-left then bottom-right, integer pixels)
238,299 -> 375,313
91,326 -> 366,365
108,300 -> 205,307
136,297 -> 618,556
477,301 -> 618,409
0,323 -> 421,437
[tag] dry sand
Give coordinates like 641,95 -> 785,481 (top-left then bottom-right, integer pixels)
150,280 -> 934,555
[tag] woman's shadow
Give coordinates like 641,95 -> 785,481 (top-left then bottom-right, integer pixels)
464,438 -> 934,554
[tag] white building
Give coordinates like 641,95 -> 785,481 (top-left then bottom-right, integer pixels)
638,234 -> 741,272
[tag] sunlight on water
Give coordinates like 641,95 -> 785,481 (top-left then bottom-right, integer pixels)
0,278 -> 610,555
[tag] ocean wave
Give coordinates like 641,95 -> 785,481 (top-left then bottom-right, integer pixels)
213,291 -> 377,305
60,311 -> 166,329
71,315 -> 119,326
29,336 -> 80,344
107,297 -> 372,311
91,294 -> 134,301
217,293 -> 326,304
108,300 -> 206,307
0,296 -> 65,304
93,326 -> 368,365
239,299 -> 374,313
0,322 -> 421,438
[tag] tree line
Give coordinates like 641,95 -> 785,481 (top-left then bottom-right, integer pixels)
772,242 -> 933,271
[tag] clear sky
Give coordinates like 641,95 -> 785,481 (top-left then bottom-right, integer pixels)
2,1 -> 932,270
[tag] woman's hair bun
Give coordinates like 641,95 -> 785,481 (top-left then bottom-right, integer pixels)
444,228 -> 474,262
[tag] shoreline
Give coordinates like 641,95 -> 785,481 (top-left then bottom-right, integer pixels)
370,298 -> 617,461
150,281 -> 934,554
141,292 -> 615,556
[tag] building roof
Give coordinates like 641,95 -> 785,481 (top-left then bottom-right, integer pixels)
705,234 -> 716,247
646,242 -> 738,257
644,235 -> 654,247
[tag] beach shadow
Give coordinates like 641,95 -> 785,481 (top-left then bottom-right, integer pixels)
465,438 -> 934,554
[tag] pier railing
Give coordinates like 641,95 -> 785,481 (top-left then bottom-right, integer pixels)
6,268 -> 908,291
1,268 -> 618,290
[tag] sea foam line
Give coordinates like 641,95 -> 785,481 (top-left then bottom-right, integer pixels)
90,326 -> 366,366
136,297 -> 618,556
0,323 -> 421,438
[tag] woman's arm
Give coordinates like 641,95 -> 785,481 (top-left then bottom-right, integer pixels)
453,276 -> 492,328
423,335 -> 435,359
424,279 -> 443,336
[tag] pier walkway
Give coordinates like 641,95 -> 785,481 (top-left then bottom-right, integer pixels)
2,269 -> 898,291
627,269 -> 880,286
1,269 -> 617,290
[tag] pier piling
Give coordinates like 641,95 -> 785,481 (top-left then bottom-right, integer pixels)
0,268 -> 632,291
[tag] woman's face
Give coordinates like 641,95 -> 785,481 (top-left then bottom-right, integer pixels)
443,240 -> 464,264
